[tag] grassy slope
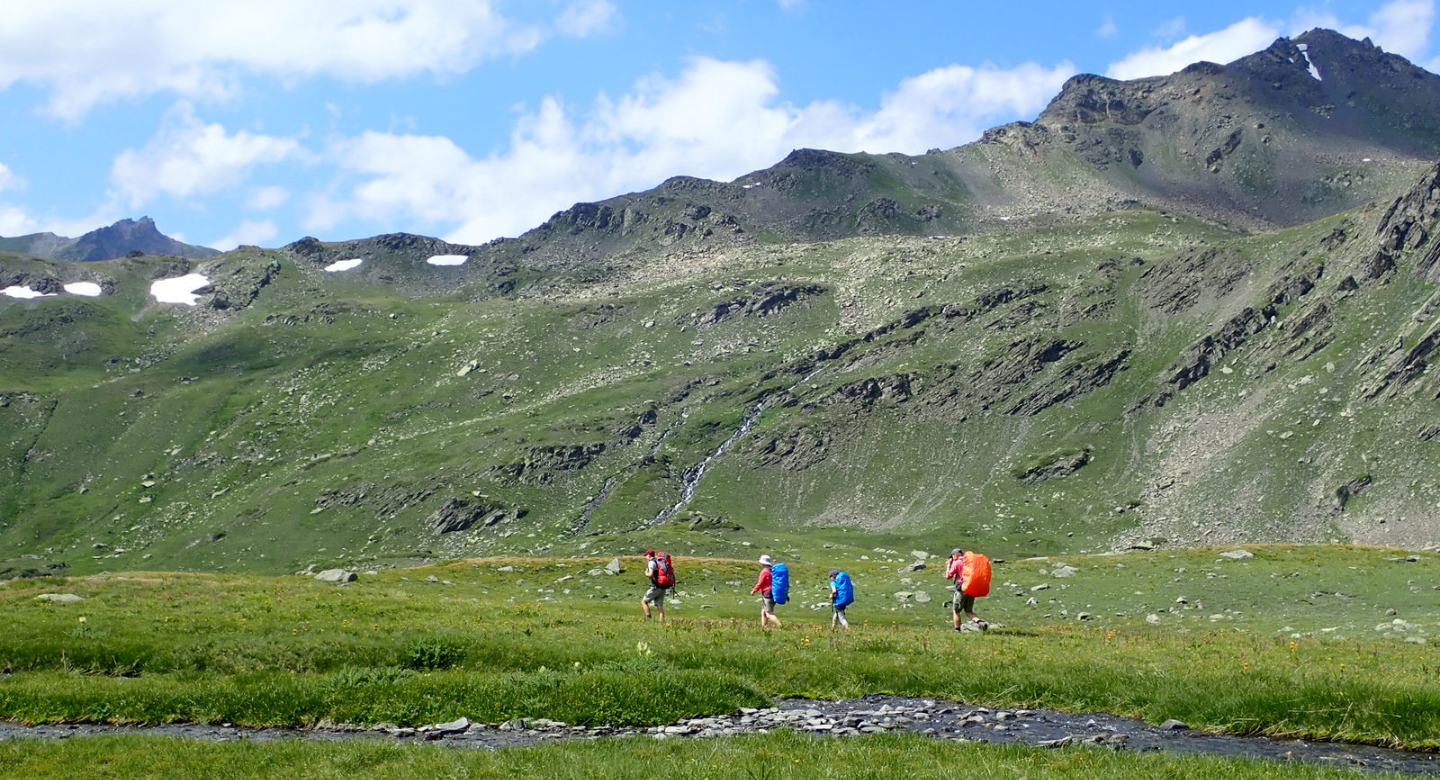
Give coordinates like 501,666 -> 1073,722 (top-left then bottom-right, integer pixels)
0,733 -> 1402,780
0,546 -> 1436,748
0,193 -> 1437,575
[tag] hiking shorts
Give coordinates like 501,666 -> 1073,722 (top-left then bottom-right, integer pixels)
952,592 -> 976,614
761,596 -> 777,612
832,603 -> 848,616
643,585 -> 666,605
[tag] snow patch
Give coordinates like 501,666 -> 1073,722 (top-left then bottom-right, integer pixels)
63,282 -> 103,297
426,254 -> 469,266
324,258 -> 363,272
1296,43 -> 1322,81
2,285 -> 55,299
150,274 -> 211,306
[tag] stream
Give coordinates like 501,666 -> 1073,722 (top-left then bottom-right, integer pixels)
649,370 -> 822,526
3,695 -> 1437,775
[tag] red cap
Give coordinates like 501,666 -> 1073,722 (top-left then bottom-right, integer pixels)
643,549 -> 656,556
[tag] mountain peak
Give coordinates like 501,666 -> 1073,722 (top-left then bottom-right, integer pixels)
65,217 -> 217,262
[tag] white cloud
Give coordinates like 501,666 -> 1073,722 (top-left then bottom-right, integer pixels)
1097,16 -> 1119,38
307,56 -> 1075,243
1297,0 -> 1435,59
0,162 -> 26,192
1108,1 -> 1437,82
1153,17 -> 1189,41
0,1 -> 563,121
556,0 -> 619,37
1107,17 -> 1281,80
111,102 -> 302,208
247,185 -> 291,210
211,219 -> 278,251
0,204 -> 114,238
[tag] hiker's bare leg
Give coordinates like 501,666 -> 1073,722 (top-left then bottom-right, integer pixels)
657,604 -> 666,622
641,598 -> 652,619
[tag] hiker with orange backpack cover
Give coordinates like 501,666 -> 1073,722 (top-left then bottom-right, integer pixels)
945,548 -> 991,631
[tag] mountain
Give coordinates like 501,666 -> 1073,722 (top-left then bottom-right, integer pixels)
2,29 -> 1439,576
462,30 -> 1440,274
0,217 -> 219,263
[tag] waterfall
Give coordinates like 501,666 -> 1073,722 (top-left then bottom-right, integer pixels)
649,369 -> 820,525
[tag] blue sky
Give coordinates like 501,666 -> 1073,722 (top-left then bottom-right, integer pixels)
0,0 -> 1436,250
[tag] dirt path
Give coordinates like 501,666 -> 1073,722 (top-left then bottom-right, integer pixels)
2,695 -> 1436,776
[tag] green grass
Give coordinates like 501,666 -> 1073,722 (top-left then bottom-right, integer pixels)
0,546 -> 1436,747
0,731 -> 1407,780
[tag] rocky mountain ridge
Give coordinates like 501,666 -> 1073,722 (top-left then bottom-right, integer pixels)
0,217 -> 217,263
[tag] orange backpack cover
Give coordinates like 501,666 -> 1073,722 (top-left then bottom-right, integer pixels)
960,552 -> 992,597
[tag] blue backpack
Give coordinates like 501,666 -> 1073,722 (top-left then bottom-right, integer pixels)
832,571 -> 854,607
770,562 -> 790,605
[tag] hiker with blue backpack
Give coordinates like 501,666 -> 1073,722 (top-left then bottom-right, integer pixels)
829,569 -> 853,630
750,554 -> 785,629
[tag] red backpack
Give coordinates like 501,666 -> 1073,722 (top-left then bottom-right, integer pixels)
654,552 -> 676,588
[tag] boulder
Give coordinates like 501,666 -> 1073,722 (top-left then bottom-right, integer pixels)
36,593 -> 83,604
605,557 -> 623,575
314,569 -> 357,583
1218,549 -> 1254,560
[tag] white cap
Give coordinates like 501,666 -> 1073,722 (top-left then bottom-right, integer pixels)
758,554 -> 773,565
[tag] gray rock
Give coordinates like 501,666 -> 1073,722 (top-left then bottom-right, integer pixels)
913,591 -> 932,604
1052,566 -> 1078,578
36,593 -> 83,604
605,557 -> 623,575
1031,583 -> 1051,591
314,569 -> 356,583
899,561 -> 927,573
1146,614 -> 1162,625
1218,550 -> 1254,560
1159,719 -> 1189,730
431,717 -> 469,734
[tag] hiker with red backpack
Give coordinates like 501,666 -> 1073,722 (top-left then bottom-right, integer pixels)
945,548 -> 991,631
641,549 -> 676,621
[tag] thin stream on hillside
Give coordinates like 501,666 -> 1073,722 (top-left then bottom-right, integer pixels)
649,369 -> 822,525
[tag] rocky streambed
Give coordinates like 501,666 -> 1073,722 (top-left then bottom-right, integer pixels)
2,695 -> 1437,776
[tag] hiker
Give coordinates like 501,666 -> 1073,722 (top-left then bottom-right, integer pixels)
829,568 -> 853,630
750,554 -> 784,629
944,548 -> 991,631
641,549 -> 675,621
